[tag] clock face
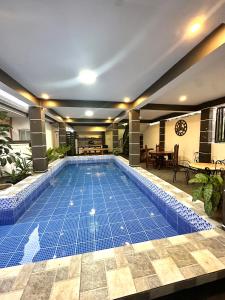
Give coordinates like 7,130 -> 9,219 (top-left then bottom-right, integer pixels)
175,120 -> 187,136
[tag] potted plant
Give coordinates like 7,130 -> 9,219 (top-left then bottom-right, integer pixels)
189,173 -> 224,217
4,156 -> 32,184
113,148 -> 120,156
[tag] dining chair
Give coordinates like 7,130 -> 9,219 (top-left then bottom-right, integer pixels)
165,144 -> 179,168
145,145 -> 157,169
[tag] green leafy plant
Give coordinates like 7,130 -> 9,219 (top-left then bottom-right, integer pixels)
189,173 -> 224,217
4,156 -> 32,184
46,148 -> 60,163
55,145 -> 71,157
0,112 -> 19,175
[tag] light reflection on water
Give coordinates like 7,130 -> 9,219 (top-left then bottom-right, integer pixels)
20,225 -> 41,265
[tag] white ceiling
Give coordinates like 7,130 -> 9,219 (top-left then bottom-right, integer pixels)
148,43 -> 225,106
140,110 -> 174,120
0,0 -> 224,103
53,107 -> 122,119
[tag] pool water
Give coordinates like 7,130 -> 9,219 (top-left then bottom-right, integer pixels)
0,162 -> 179,268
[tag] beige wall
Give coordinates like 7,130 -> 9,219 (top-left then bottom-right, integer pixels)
105,130 -> 113,152
45,122 -> 55,149
11,116 -> 30,140
211,143 -> 225,161
165,114 -> 201,162
143,123 -> 159,149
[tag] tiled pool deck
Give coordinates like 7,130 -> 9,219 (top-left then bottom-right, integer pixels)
0,156 -> 225,300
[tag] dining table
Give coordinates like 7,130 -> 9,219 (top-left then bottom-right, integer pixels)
188,162 -> 224,174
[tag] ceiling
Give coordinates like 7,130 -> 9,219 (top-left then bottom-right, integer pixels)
53,107 -> 122,119
0,0 -> 224,123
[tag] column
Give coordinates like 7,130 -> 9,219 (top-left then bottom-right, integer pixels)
129,110 -> 140,167
199,107 -> 215,162
29,106 -> 48,172
101,131 -> 106,145
59,122 -> 67,146
159,120 -> 165,151
112,123 -> 119,149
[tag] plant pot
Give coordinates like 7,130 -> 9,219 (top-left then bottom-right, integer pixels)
0,183 -> 13,191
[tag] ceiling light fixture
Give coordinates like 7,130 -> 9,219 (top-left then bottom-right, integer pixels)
179,95 -> 187,102
78,69 -> 97,85
41,93 -> 49,99
124,97 -> 131,103
0,89 -> 29,108
186,16 -> 205,38
85,110 -> 94,117
108,117 -> 112,120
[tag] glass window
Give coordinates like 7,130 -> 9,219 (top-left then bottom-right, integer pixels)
19,129 -> 30,141
215,107 -> 225,143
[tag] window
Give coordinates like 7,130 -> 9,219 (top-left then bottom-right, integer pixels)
215,107 -> 225,143
19,129 -> 30,141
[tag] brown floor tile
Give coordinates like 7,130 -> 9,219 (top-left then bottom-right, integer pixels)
55,266 -> 69,282
49,277 -> 80,300
200,238 -> 225,258
21,270 -> 56,300
191,249 -> 225,273
134,274 -> 161,293
167,245 -> 197,268
80,261 -> 106,292
126,252 -> 155,278
0,277 -> 16,293
0,289 -> 23,300
68,255 -> 81,278
13,264 -> 34,290
180,264 -> 205,279
32,261 -> 47,273
104,257 -> 117,271
106,266 -> 136,299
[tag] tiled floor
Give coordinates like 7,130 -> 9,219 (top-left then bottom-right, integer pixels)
0,162 -> 181,268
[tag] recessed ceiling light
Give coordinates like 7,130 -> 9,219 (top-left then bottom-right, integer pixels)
41,93 -> 49,99
179,95 -> 187,102
186,16 -> 205,38
85,110 -> 94,117
78,69 -> 97,85
108,117 -> 112,120
124,97 -> 131,103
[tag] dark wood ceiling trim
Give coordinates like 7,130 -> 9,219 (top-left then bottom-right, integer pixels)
65,118 -> 113,123
0,68 -> 39,105
40,99 -> 129,110
132,23 -> 225,109
141,103 -> 195,111
196,96 -> 225,110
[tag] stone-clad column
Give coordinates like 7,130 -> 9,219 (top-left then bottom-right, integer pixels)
29,106 -> 48,172
59,122 -> 67,146
101,131 -> 106,145
129,110 -> 140,167
199,108 -> 215,162
112,123 -> 119,149
159,120 -> 165,151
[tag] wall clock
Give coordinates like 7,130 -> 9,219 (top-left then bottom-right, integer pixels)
175,120 -> 187,136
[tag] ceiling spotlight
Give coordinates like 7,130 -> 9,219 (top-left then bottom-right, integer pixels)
41,93 -> 49,99
124,97 -> 131,103
78,69 -> 97,85
186,16 -> 205,38
179,95 -> 187,102
108,117 -> 112,120
85,110 -> 94,117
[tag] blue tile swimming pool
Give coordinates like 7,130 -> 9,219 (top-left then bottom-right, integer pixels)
0,160 -> 211,268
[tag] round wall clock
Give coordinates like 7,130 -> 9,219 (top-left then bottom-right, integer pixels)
175,120 -> 187,136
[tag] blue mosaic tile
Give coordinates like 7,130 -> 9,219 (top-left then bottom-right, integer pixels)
0,157 -> 212,268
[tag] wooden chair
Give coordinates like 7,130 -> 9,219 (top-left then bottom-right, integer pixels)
145,145 -> 157,169
165,144 -> 179,169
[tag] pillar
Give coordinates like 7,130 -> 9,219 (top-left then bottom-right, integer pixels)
159,120 -> 165,151
59,122 -> 67,146
29,106 -> 48,172
199,108 -> 215,162
129,110 -> 140,167
112,123 -> 119,149
101,131 -> 106,145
